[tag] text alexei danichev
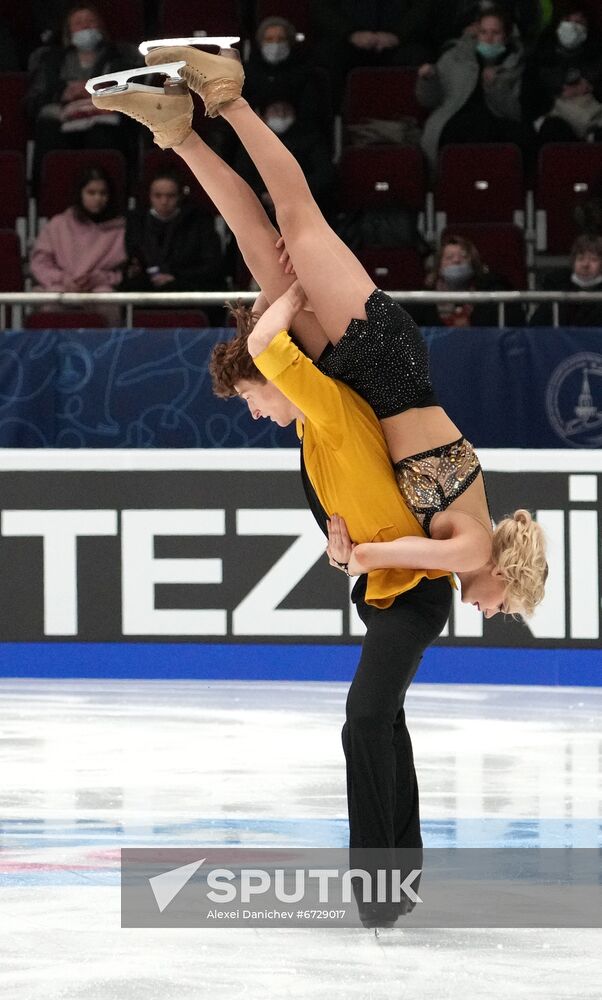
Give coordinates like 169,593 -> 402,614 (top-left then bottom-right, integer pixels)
206,909 -> 294,920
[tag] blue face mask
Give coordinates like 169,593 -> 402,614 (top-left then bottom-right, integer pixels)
71,27 -> 103,50
476,40 -> 506,61
441,262 -> 474,288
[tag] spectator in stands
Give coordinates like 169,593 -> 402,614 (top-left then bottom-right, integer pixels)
416,6 -> 532,172
450,1 -> 548,49
310,0 -> 435,104
244,17 -> 325,134
233,100 -> 336,219
530,233 -> 602,326
0,17 -> 20,70
411,234 -> 523,327
120,168 -> 225,294
30,164 -> 125,316
523,5 -> 602,142
26,3 -> 141,186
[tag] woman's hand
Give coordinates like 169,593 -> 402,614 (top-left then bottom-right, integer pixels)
276,235 -> 296,276
326,513 -> 358,574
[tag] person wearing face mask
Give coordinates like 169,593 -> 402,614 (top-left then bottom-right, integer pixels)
523,5 -> 602,128
233,100 -> 336,221
26,3 -> 142,189
120,168 -> 225,297
530,234 -> 602,326
411,235 -> 524,327
416,7 -> 534,172
243,17 -> 327,138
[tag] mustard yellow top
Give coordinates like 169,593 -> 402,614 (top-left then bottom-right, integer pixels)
254,330 -> 452,608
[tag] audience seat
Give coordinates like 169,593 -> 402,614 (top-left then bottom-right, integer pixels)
356,246 -> 425,291
0,72 -> 28,153
536,142 -> 602,253
343,67 -> 428,127
0,151 -> 27,229
435,143 -> 525,228
157,0 -> 242,38
24,312 -> 109,329
339,146 -> 427,213
132,309 -> 210,327
0,228 -> 23,328
441,223 -> 528,289
37,150 -> 127,223
92,0 -> 145,43
255,0 -> 310,35
0,229 -> 23,290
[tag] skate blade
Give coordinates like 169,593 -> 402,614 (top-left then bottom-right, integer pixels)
139,36 -> 240,55
85,62 -> 186,96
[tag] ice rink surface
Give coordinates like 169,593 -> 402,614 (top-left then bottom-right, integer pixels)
1,678 -> 601,999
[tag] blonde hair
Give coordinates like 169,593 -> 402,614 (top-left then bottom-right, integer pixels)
491,509 -> 548,618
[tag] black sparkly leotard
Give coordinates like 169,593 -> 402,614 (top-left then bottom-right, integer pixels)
316,289 -> 437,419
394,436 -> 493,537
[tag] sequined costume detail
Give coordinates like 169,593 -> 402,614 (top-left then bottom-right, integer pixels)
394,437 -> 486,536
316,289 -> 437,418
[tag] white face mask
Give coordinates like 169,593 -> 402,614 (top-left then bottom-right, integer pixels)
556,20 -> 587,49
261,41 -> 290,64
265,114 -> 294,134
572,270 -> 602,288
71,27 -> 103,50
441,262 -> 474,288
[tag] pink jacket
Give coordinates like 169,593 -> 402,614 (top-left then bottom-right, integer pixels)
30,206 -> 126,291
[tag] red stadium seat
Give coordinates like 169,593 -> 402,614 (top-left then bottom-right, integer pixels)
0,3 -> 36,66
536,143 -> 602,253
132,309 -> 210,327
0,229 -> 23,290
93,0 -> 145,42
0,151 -> 27,229
37,150 -> 127,221
441,223 -> 528,289
343,67 -> 428,127
435,144 -> 525,226
357,246 -> 424,290
339,146 -> 426,213
0,73 -> 28,153
157,0 -> 242,38
139,148 -> 217,214
255,0 -> 310,35
24,311 -> 108,329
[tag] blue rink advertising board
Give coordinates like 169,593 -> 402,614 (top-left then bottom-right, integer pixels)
0,449 -> 600,685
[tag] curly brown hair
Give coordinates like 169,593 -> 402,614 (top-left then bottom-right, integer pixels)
209,304 -> 266,399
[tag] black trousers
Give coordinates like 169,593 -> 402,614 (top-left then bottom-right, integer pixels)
343,575 -> 452,851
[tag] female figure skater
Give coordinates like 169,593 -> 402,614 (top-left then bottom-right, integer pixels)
90,42 -> 547,620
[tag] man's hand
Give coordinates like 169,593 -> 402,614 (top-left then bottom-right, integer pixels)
349,31 -> 377,49
374,31 -> 399,51
276,235 -> 296,276
150,273 -> 175,287
326,513 -> 358,573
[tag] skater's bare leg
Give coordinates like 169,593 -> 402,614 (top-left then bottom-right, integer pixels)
219,98 -> 375,344
175,131 -> 328,359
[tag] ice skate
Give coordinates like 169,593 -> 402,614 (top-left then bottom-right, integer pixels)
141,37 -> 244,117
86,64 -> 193,149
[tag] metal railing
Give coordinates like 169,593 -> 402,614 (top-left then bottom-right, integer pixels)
2,289 -> 602,330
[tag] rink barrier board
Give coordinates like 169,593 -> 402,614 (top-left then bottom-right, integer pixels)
0,642 -> 599,686
0,449 -> 600,683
